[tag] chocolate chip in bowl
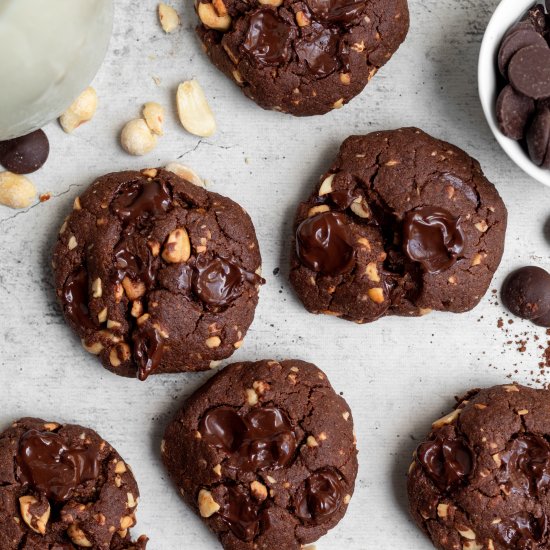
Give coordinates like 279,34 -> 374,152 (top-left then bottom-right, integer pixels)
480,0 -> 550,185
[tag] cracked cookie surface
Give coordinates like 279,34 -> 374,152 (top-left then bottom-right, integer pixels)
408,384 -> 550,550
162,359 -> 358,549
0,418 -> 147,550
289,128 -> 507,323
195,0 -> 409,116
53,168 -> 263,380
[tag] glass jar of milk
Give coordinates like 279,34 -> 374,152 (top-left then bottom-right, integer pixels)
0,0 -> 114,140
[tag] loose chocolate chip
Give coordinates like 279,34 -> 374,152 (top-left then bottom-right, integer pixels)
527,107 -> 550,166
402,207 -> 464,273
496,84 -> 535,140
0,129 -> 49,174
498,30 -> 547,77
501,266 -> 550,320
533,308 -> 550,327
508,45 -> 550,100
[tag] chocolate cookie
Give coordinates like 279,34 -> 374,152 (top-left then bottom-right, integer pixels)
407,384 -> 550,550
0,417 -> 148,549
162,359 -> 358,549
195,0 -> 409,116
53,168 -> 263,380
289,128 -> 507,322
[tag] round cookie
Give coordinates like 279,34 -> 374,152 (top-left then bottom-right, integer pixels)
53,168 -> 263,380
195,0 -> 409,116
407,384 -> 550,550
289,128 -> 507,323
0,417 -> 148,549
162,359 -> 358,550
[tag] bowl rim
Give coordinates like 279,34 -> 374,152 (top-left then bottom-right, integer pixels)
478,0 -> 550,187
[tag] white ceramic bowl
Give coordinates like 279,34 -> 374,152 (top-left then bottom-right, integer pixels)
479,0 -> 550,186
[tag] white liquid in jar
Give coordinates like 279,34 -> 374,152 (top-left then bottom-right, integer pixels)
0,0 -> 113,140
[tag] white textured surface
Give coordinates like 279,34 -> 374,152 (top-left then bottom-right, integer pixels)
1,0 -> 550,548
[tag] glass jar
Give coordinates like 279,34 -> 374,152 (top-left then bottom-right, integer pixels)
0,0 -> 114,140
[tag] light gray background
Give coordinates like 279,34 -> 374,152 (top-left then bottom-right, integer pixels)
0,0 -> 548,548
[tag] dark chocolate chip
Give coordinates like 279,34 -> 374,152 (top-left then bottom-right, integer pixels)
416,428 -> 473,492
0,129 -> 49,174
305,0 -> 366,25
508,45 -> 550,99
527,107 -> 550,165
496,513 -> 548,547
533,308 -> 550,327
242,8 -> 295,67
501,266 -> 550,320
295,469 -> 345,523
295,211 -> 355,276
402,207 -> 465,273
498,30 -> 547,77
16,429 -> 101,502
526,4 -> 548,34
199,406 -> 297,471
496,84 -> 535,140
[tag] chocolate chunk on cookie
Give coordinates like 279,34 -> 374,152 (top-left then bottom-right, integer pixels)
0,418 -> 148,549
162,359 -> 358,550
53,168 -> 263,380
289,128 -> 507,323
195,0 -> 409,116
496,84 -> 535,140
408,384 -> 550,550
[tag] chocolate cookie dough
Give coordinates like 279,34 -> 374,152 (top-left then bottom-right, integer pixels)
195,0 -> 409,116
0,417 -> 147,549
408,384 -> 550,550
289,128 -> 507,322
53,168 -> 263,380
162,359 -> 357,550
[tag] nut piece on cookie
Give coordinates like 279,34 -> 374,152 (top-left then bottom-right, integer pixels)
408,384 -> 550,550
290,128 -> 507,323
162,359 -> 358,549
52,168 -> 263,379
1,418 -> 148,549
